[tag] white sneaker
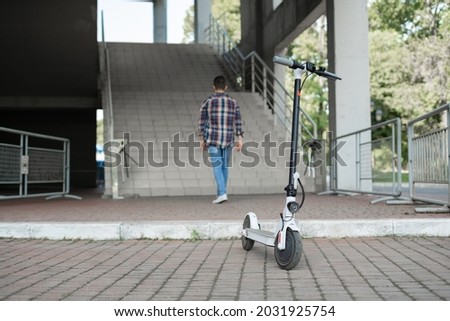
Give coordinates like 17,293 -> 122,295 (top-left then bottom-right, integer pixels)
212,194 -> 228,204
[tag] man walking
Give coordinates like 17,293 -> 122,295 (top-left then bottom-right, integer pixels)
198,75 -> 243,204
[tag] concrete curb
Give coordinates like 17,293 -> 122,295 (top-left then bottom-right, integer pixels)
0,218 -> 449,240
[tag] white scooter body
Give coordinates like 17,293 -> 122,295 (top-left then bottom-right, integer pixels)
242,185 -> 299,250
240,56 -> 340,270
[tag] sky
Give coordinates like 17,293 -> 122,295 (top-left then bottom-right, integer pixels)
97,0 -> 194,43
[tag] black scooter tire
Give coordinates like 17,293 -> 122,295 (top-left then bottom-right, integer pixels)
274,228 -> 302,270
241,215 -> 255,251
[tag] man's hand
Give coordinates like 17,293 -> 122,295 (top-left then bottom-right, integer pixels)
199,138 -> 207,150
235,136 -> 243,152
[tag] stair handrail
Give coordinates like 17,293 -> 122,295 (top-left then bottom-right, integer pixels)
205,15 -> 318,145
100,10 -> 122,199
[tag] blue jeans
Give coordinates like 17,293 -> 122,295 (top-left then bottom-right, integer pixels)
208,145 -> 232,196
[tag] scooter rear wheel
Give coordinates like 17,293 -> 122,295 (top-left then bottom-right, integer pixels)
274,228 -> 302,270
241,215 -> 255,251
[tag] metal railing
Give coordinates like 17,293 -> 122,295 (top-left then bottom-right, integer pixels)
406,104 -> 449,212
323,118 -> 403,202
100,10 -> 122,200
0,127 -> 80,200
205,15 -> 317,145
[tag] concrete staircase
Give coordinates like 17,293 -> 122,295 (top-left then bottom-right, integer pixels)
104,43 -> 320,197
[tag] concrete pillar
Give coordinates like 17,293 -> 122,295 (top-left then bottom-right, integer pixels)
195,0 -> 211,43
327,0 -> 371,190
154,0 -> 167,43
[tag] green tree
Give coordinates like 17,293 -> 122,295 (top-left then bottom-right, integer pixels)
369,0 -> 448,39
369,0 -> 449,121
369,0 -> 449,166
212,0 -> 241,42
182,5 -> 195,43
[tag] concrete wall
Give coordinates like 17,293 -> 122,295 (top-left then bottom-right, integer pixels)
0,0 -> 99,187
0,0 -> 98,105
239,0 -> 324,65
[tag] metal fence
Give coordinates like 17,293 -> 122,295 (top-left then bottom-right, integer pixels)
323,118 -> 403,203
405,104 -> 449,212
0,127 -> 80,200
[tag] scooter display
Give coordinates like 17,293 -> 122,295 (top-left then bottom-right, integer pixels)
241,56 -> 341,270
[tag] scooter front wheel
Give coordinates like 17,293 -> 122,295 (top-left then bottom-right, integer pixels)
274,228 -> 302,270
241,215 -> 255,251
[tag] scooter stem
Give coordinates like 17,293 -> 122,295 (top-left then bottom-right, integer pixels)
285,68 -> 306,197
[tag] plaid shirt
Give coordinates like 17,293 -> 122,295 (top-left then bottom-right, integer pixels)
198,92 -> 243,148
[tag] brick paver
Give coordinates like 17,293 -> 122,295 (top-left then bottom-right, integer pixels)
1,237 -> 449,301
1,191 -> 449,223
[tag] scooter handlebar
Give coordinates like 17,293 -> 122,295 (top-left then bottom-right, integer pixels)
273,56 -> 304,70
273,55 -> 341,80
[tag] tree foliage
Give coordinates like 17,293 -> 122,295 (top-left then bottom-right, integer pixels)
211,0 -> 241,42
369,0 -> 449,166
369,0 -> 448,39
182,4 -> 195,43
369,0 -> 449,121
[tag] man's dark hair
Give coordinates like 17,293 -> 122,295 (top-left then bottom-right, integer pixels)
213,75 -> 227,90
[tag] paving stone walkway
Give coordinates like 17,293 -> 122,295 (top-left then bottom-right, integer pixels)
1,237 -> 449,301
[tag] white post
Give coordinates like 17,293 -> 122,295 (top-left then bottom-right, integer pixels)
331,0 -> 371,190
195,0 -> 212,43
154,0 -> 167,43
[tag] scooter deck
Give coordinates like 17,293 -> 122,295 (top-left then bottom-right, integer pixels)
244,228 -> 276,247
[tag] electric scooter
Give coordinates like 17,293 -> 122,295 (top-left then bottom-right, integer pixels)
241,55 -> 341,270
